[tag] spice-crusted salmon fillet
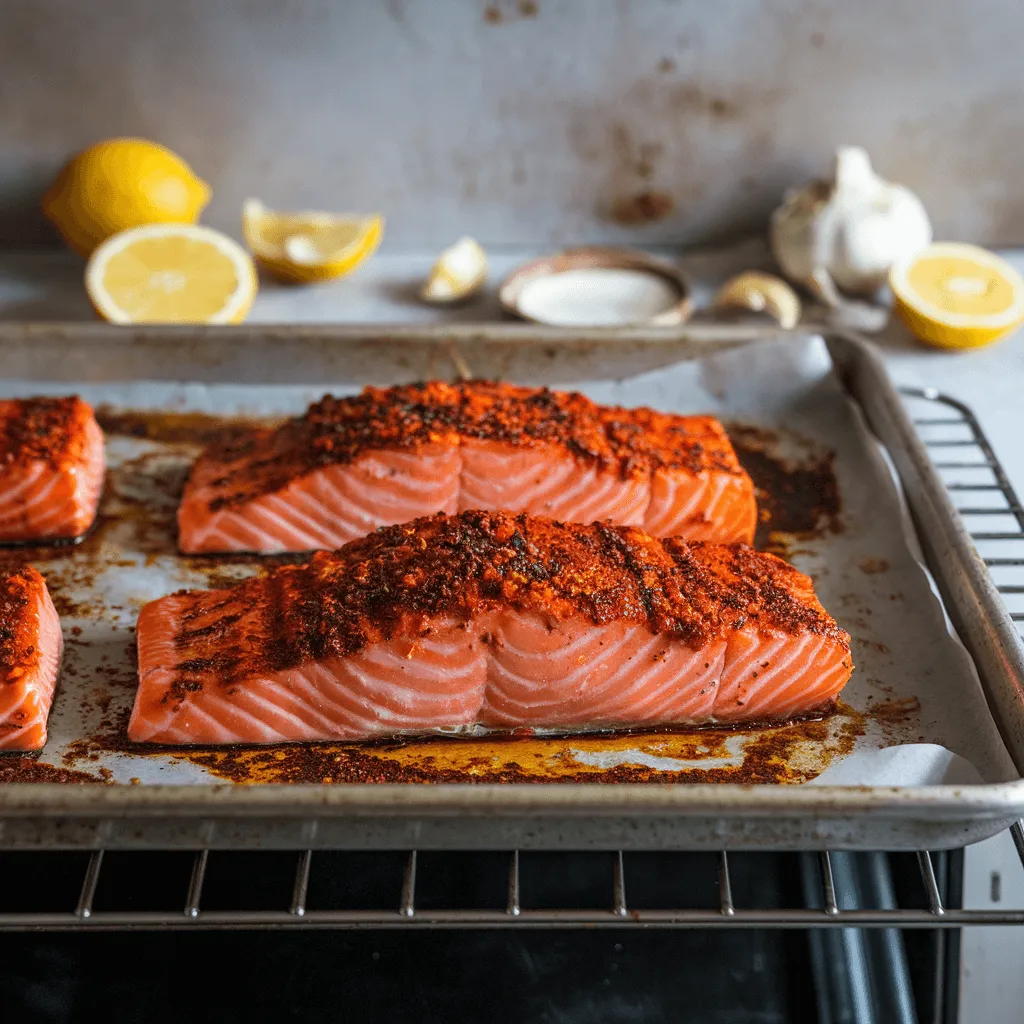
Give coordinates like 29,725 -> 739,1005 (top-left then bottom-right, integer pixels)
0,567 -> 62,750
177,382 -> 756,554
131,511 -> 851,745
0,397 -> 105,543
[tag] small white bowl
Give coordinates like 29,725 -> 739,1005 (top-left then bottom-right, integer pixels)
499,247 -> 692,327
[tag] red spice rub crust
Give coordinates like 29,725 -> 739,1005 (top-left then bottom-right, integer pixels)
0,567 -> 46,686
199,382 -> 747,511
0,397 -> 95,470
169,510 -> 849,691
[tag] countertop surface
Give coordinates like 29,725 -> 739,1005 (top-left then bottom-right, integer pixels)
2,242 -> 1021,497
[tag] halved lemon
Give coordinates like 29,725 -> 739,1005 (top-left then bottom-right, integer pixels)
890,242 -> 1024,350
242,199 -> 383,283
85,223 -> 257,324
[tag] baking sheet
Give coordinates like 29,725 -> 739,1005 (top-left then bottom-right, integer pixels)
0,334 -> 1015,788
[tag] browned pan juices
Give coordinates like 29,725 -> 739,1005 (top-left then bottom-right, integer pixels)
727,424 -> 843,554
159,707 -> 867,785
12,406 -> 862,785
95,408 -> 282,446
58,697 -> 867,785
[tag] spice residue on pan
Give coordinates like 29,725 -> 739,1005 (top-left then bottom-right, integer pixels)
727,424 -> 842,552
51,675 -> 867,786
0,755 -> 106,784
108,705 -> 865,786
0,518 -> 125,619
95,407 -> 280,447
864,695 -> 923,746
60,685 -> 135,771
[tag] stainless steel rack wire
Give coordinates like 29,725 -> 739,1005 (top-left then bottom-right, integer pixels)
0,835 -> 1011,931
902,388 -> 1024,643
0,388 -> 1022,933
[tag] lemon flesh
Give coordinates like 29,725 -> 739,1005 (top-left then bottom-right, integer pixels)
243,199 -> 383,283
86,224 -> 257,325
42,138 -> 210,257
890,242 -> 1024,350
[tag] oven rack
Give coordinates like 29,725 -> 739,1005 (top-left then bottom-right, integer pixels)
0,387 -> 1021,933
0,833 -> 1007,932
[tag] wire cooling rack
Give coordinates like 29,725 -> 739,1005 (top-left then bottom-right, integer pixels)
0,388 -> 1020,933
903,388 -> 1024,642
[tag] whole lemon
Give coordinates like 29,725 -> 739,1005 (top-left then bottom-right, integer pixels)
42,138 -> 211,256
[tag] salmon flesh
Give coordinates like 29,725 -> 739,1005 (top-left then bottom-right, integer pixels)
177,382 -> 757,554
0,566 -> 62,750
0,397 -> 105,543
131,511 -> 852,745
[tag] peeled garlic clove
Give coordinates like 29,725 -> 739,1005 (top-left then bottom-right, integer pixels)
421,236 -> 488,304
712,271 -> 802,329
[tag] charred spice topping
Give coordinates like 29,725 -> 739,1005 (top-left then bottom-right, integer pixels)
160,509 -> 849,696
0,396 -> 95,470
0,567 -> 46,685
185,382 -> 747,511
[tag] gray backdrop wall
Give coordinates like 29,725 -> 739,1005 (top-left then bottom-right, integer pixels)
3,0 -> 1022,249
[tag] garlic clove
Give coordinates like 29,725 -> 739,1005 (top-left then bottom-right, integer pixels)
712,271 -> 802,329
421,236 -> 488,304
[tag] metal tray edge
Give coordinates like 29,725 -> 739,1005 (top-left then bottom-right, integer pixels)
0,325 -> 1018,836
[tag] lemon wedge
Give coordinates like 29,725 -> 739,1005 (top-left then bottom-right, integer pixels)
242,199 -> 383,283
890,242 -> 1024,349
85,223 -> 257,324
421,236 -> 488,304
43,138 -> 211,257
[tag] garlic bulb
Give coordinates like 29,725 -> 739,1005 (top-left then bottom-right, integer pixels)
712,271 -> 801,329
770,146 -> 932,305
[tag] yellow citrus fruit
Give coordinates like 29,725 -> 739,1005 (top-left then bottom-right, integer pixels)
85,223 -> 257,324
890,242 -> 1024,350
242,198 -> 383,283
42,138 -> 211,257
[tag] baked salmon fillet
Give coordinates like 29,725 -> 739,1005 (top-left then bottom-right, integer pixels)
131,511 -> 851,745
177,382 -> 756,554
0,567 -> 62,750
0,397 -> 105,543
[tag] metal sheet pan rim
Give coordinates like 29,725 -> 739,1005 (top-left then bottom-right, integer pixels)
0,323 -> 1020,849
0,778 -> 1021,818
7,321 -> 776,341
